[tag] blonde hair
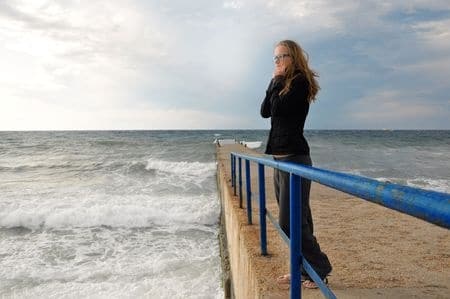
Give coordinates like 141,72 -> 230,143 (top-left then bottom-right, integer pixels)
277,40 -> 320,103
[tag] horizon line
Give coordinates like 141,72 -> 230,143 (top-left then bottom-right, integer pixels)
1,128 -> 449,132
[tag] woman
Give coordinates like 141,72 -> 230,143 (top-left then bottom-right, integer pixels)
260,40 -> 332,289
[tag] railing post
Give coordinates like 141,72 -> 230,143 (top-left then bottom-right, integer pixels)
290,173 -> 302,299
230,154 -> 234,188
225,152 -> 450,299
238,157 -> 242,208
233,155 -> 237,195
245,159 -> 252,224
258,163 -> 267,255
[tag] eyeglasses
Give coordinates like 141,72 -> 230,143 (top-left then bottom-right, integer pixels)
273,53 -> 290,62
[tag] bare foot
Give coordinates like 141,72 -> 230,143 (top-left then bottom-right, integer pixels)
277,273 -> 309,285
302,278 -> 328,289
302,279 -> 318,289
276,274 -> 290,284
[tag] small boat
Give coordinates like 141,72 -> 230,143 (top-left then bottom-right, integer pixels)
239,141 -> 262,149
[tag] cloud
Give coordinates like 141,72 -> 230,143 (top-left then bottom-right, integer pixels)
412,18 -> 450,52
0,0 -> 449,129
223,1 -> 244,9
0,1 -> 74,31
0,96 -> 244,130
348,89 -> 446,128
0,1 -> 171,108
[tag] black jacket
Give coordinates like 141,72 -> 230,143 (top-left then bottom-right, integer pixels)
260,71 -> 310,155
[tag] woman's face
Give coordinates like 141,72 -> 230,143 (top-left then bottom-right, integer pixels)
273,45 -> 292,68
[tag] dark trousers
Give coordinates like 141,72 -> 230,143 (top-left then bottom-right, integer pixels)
273,154 -> 332,279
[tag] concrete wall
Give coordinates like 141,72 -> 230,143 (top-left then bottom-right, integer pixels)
217,157 -> 259,299
215,144 -> 289,299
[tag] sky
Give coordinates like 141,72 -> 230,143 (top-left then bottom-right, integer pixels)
0,0 -> 449,130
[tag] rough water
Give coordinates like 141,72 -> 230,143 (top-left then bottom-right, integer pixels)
0,131 -> 222,298
0,130 -> 449,298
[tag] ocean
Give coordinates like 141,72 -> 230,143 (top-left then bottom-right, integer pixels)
0,130 -> 449,298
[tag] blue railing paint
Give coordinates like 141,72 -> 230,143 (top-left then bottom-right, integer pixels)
266,209 -> 290,245
245,159 -> 252,224
232,155 -> 237,196
303,259 -> 336,298
231,155 -> 235,188
229,152 -> 450,299
258,163 -> 267,255
289,174 -> 302,297
231,152 -> 450,229
238,157 -> 242,208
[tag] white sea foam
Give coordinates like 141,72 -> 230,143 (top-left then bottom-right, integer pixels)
3,277 -> 224,299
324,167 -> 450,194
145,158 -> 216,179
0,131 -> 228,298
374,177 -> 450,193
0,194 -> 219,230
0,226 -> 223,298
406,178 -> 450,193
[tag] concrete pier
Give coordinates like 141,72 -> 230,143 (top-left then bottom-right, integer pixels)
216,144 -> 450,299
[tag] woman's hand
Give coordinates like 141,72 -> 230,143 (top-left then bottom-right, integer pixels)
273,63 -> 286,78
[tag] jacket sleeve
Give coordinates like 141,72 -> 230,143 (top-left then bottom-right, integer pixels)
260,76 -> 285,118
269,75 -> 309,116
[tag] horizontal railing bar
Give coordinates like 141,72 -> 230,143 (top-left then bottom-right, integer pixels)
303,259 -> 336,299
231,152 -> 334,298
266,210 -> 290,245
232,152 -> 450,229
251,194 -> 291,246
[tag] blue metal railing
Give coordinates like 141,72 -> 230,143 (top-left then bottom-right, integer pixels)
230,152 -> 450,299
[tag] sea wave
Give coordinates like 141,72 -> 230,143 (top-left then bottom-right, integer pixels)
406,178 -> 450,193
0,158 -> 213,177
145,158 -> 216,178
89,140 -> 134,147
0,194 -> 220,230
0,162 -> 77,172
375,177 -> 450,193
102,160 -> 154,176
